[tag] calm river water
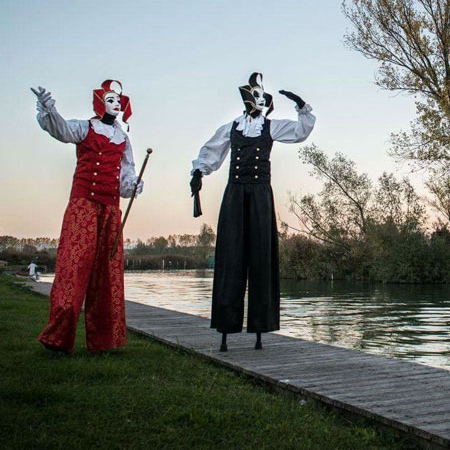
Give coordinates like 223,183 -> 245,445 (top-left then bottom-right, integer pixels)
42,270 -> 450,369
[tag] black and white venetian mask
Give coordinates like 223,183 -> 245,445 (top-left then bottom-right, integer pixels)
239,73 -> 274,117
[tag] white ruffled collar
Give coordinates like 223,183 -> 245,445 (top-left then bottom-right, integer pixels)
235,113 -> 265,137
90,119 -> 126,144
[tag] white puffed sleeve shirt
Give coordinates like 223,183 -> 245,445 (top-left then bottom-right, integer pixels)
36,103 -> 142,198
191,104 -> 316,175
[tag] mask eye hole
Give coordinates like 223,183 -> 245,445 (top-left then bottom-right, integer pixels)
253,90 -> 260,99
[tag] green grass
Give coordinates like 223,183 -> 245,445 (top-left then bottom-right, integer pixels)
0,276 -> 415,450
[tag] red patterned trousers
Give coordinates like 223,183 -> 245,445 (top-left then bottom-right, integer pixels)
38,198 -> 126,353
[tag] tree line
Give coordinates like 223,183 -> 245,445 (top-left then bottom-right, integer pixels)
123,224 -> 216,270
279,145 -> 450,283
3,177 -> 450,280
0,224 -> 216,272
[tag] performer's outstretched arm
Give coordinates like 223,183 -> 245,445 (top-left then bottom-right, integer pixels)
120,136 -> 144,198
270,90 -> 316,143
191,122 -> 233,176
31,86 -> 88,144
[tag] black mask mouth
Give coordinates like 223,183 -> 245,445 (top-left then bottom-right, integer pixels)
238,72 -> 274,117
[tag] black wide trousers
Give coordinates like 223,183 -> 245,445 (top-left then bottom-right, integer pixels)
211,181 -> 280,333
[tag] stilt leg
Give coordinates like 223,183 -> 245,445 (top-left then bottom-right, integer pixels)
43,343 -> 68,358
220,333 -> 228,352
255,332 -> 262,350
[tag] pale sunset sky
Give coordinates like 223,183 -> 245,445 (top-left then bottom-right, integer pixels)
1,0 -> 420,240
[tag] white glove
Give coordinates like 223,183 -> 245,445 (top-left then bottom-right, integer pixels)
134,179 -> 144,197
30,86 -> 56,111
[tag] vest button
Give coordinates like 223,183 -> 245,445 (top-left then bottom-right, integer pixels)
235,175 -> 239,179
91,192 -> 95,196
237,157 -> 240,160
114,196 -> 117,199
255,166 -> 258,169
99,152 -> 102,155
116,176 -> 119,179
117,166 -> 120,169
92,182 -> 96,186
237,148 -> 241,152
236,166 -> 239,169
96,162 -> 100,166
254,175 -> 258,179
94,172 -> 98,176
256,148 -> 260,151
255,156 -> 259,160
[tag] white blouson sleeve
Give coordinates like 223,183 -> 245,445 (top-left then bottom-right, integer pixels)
36,104 -> 89,144
270,104 -> 316,144
120,135 -> 143,198
191,121 -> 234,175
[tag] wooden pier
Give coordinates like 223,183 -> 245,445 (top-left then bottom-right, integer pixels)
126,301 -> 450,450
27,281 -> 450,449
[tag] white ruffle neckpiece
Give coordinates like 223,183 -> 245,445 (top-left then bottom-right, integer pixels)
90,118 -> 126,145
235,114 -> 265,138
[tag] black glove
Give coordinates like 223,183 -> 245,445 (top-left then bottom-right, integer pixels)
190,169 -> 203,197
193,191 -> 202,218
279,90 -> 306,110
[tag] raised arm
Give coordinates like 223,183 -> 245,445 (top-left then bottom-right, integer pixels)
270,90 -> 316,143
120,136 -> 144,198
31,86 -> 88,144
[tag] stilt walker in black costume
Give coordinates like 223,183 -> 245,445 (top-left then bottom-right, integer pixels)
190,73 -> 315,351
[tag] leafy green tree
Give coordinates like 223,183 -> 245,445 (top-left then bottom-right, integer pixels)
373,172 -> 426,230
167,235 -> 178,248
287,144 -> 372,250
0,236 -> 19,251
153,237 -> 169,251
286,144 -> 429,281
196,224 -> 215,248
342,0 -> 450,173
179,234 -> 196,247
426,173 -> 450,223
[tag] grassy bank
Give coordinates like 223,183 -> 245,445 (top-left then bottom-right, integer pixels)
0,276 -> 414,450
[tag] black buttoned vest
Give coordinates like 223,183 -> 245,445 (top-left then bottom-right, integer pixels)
228,117 -> 273,184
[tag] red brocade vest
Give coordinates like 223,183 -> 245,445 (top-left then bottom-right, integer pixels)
70,121 -> 126,206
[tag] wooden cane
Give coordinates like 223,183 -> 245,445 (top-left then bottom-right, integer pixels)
110,148 -> 153,259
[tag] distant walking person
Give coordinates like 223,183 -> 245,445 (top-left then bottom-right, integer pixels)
31,80 -> 143,355
28,262 -> 38,281
190,73 -> 316,351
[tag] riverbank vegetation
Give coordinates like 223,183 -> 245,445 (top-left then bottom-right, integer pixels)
0,276 -> 414,450
280,145 -> 450,283
313,0 -> 450,283
124,223 -> 215,270
3,182 -> 450,283
0,224 -> 216,272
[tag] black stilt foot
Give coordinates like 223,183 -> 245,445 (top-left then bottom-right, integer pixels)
44,344 -> 67,358
220,333 -> 228,352
255,332 -> 262,350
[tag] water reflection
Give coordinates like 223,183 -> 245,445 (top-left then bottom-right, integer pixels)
41,272 -> 450,369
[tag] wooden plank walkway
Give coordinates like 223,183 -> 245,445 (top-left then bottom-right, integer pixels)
125,301 -> 450,450
26,281 -> 450,449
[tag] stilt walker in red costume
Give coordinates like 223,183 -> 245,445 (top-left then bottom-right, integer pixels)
31,80 -> 143,354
